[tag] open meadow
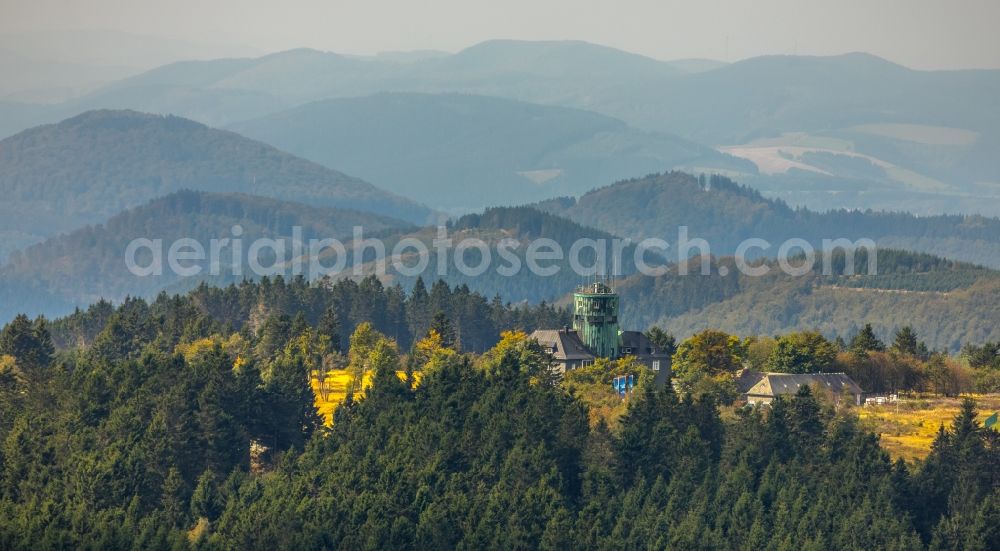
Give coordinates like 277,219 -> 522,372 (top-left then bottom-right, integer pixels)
857,394 -> 1000,462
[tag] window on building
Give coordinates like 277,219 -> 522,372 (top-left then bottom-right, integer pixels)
652,360 -> 661,371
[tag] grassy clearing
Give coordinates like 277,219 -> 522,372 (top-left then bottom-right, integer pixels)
738,132 -> 854,151
311,369 -> 421,426
857,394 -> 1000,463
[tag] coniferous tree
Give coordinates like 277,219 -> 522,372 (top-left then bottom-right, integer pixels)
0,314 -> 54,371
190,469 -> 223,521
850,323 -> 886,355
160,466 -> 187,529
317,307 -> 342,353
1,271 -> 993,549
892,326 -> 920,356
645,326 -> 677,355
430,311 -> 456,349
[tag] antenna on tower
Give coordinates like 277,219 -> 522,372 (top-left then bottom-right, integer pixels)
611,247 -> 619,289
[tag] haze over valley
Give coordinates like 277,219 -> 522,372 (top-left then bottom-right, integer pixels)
0,3 -> 999,549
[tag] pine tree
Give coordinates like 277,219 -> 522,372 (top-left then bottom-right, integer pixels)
317,307 -> 342,353
948,399 -> 988,516
850,323 -> 885,355
290,311 -> 309,337
430,311 -> 456,349
0,314 -> 54,371
160,466 -> 187,528
891,326 -> 920,356
255,313 -> 291,360
646,326 -> 677,355
190,469 -> 223,521
263,350 -> 323,452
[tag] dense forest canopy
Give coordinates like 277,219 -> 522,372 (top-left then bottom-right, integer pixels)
0,276 -> 996,549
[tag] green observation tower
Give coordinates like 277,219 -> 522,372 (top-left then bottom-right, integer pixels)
572,280 -> 620,358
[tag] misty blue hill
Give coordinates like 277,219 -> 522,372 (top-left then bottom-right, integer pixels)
34,40 -> 684,131
533,171 -> 1000,269
0,110 -> 434,254
0,190 -> 412,322
227,92 -> 753,211
424,39 -> 682,80
11,42 -> 1000,143
611,53 -> 1000,142
3,41 -> 999,215
2,174 -> 998,351
660,58 -> 729,73
595,53 -> 1000,214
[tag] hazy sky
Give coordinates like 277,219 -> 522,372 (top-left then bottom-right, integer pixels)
2,0 -> 999,70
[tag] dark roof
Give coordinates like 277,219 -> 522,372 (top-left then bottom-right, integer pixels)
530,329 -> 596,361
735,369 -> 766,394
620,331 -> 671,358
746,372 -> 864,397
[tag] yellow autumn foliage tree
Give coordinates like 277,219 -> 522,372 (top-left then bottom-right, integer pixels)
0,354 -> 24,385
477,330 -> 555,384
0,354 -> 16,371
411,329 -> 458,373
175,333 -> 251,370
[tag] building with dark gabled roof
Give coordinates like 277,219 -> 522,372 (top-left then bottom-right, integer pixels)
530,280 -> 671,381
531,328 -> 596,373
735,369 -> 864,405
619,330 -> 671,381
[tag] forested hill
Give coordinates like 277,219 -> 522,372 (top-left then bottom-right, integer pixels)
451,205 -> 622,243
609,250 -> 1000,352
0,191 -> 412,322
46,274 -> 569,356
347,206 -> 664,305
227,92 -> 751,210
0,267 -> 995,547
0,109 -> 434,252
5,193 -> 1000,350
535,171 -> 1000,268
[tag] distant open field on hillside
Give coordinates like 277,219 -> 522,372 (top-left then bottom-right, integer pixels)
857,394 -> 1000,463
720,142 -> 951,192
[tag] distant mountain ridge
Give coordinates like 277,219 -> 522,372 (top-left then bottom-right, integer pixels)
2,180 -> 998,353
533,172 -> 1000,269
2,40 -> 998,215
0,109 -> 434,255
228,92 -> 752,210
13,40 -> 993,137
